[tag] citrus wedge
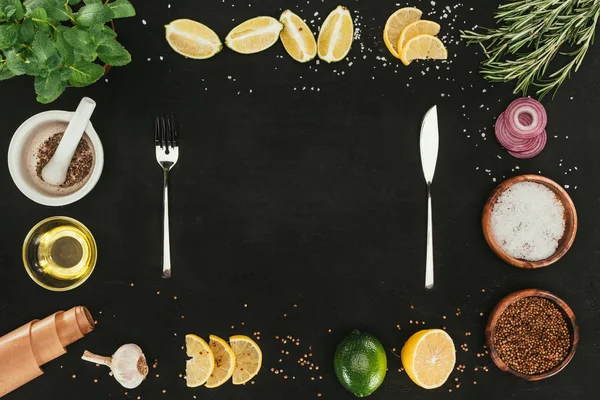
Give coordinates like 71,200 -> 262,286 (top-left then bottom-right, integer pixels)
317,6 -> 353,63
225,16 -> 283,54
185,334 -> 215,387
398,20 -> 441,52
401,329 -> 456,389
165,19 -> 222,59
229,335 -> 263,385
400,34 -> 447,66
280,10 -> 317,63
205,335 -> 236,388
383,7 -> 422,59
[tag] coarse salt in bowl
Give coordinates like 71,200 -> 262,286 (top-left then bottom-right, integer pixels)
481,175 -> 577,269
7,111 -> 104,206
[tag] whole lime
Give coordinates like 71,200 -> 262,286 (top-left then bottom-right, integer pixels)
334,330 -> 387,397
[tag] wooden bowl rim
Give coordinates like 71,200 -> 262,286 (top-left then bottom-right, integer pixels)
485,289 -> 579,381
482,174 -> 577,269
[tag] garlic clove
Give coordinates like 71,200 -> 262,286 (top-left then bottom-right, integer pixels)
82,343 -> 149,389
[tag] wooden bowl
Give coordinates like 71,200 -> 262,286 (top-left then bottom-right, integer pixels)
482,174 -> 577,268
485,289 -> 579,381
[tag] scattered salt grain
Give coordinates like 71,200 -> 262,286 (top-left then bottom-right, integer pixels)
490,182 -> 565,261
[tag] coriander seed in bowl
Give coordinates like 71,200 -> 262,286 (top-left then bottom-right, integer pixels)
485,289 -> 578,381
482,175 -> 577,268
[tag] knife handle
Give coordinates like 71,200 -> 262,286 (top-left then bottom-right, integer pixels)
425,182 -> 434,290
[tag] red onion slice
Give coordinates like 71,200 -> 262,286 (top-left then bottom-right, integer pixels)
519,112 -> 533,126
495,112 -> 538,152
507,130 -> 547,159
504,97 -> 547,139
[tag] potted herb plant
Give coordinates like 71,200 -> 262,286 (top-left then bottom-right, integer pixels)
0,0 -> 136,103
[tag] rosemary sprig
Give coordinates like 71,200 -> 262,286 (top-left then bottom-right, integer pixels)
461,0 -> 600,99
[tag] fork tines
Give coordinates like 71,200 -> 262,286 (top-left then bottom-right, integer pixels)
155,114 -> 179,149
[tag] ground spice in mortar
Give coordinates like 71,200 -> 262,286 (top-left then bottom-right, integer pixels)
493,297 -> 570,375
36,133 -> 93,188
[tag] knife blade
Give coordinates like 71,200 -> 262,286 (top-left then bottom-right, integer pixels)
420,105 -> 439,290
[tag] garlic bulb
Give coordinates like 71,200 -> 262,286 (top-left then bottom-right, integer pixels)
82,344 -> 149,389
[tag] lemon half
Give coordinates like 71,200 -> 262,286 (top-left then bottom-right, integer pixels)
401,329 -> 456,389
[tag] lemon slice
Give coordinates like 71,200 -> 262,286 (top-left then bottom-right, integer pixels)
205,335 -> 236,388
280,10 -> 317,63
398,20 -> 441,52
400,34 -> 447,66
229,335 -> 263,385
401,329 -> 456,389
225,16 -> 283,54
185,334 -> 215,387
165,19 -> 222,59
317,6 -> 353,63
383,7 -> 422,59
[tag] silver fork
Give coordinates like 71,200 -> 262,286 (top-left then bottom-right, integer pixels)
155,115 -> 179,278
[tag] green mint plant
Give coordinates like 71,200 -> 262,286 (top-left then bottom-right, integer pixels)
0,0 -> 136,103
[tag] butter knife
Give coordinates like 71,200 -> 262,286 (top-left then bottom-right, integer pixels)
420,106 -> 439,290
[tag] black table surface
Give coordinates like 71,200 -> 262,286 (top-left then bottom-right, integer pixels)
1,0 -> 599,399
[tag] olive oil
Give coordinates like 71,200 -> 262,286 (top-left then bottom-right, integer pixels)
23,217 -> 97,291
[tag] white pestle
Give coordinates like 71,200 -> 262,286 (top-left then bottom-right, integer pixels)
41,97 -> 96,186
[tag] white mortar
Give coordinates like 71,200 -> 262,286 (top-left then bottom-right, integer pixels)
8,111 -> 104,206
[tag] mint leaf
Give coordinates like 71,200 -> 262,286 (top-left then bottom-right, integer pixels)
13,0 -> 25,19
54,27 -> 74,65
0,68 -> 15,79
69,0 -> 82,4
97,39 -> 130,66
0,23 -> 19,51
0,0 -> 25,20
30,7 -> 53,34
69,60 -> 104,86
22,0 -> 45,13
101,25 -> 118,38
5,50 -> 39,75
0,56 -> 15,80
0,68 -> 15,80
23,0 -> 42,9
107,0 -> 135,19
86,23 -> 116,39
63,27 -> 96,56
35,69 -> 69,103
32,31 -> 61,71
76,3 -> 113,27
40,0 -> 72,22
19,17 -> 35,43
5,0 -> 25,19
83,0 -> 102,3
